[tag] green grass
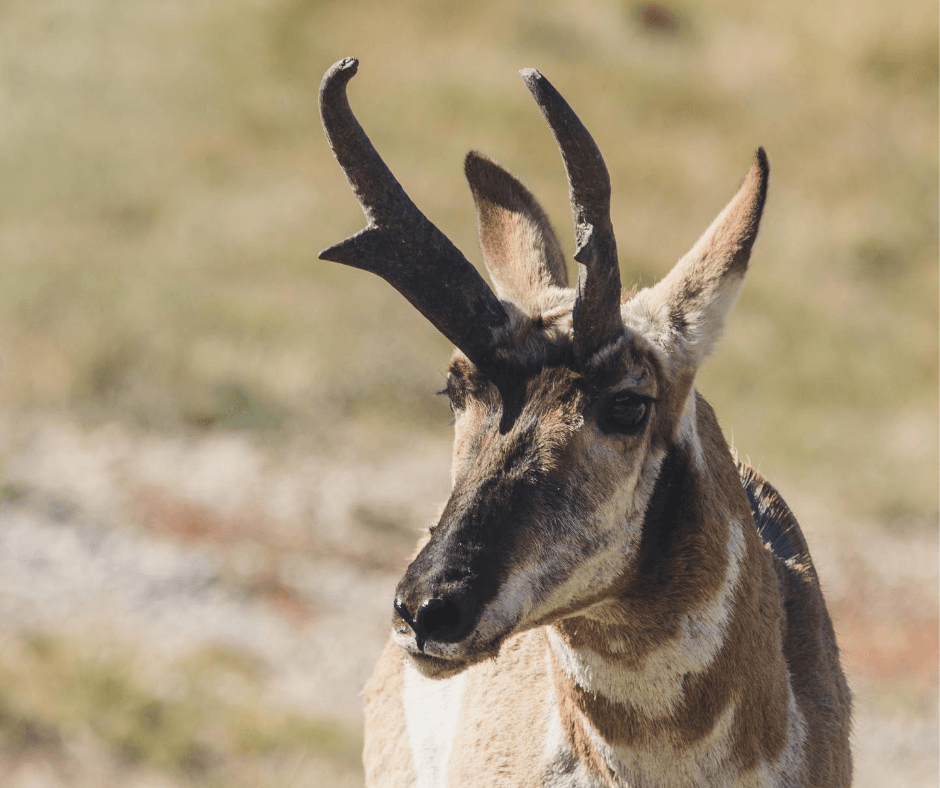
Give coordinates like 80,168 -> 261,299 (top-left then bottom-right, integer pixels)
0,0 -> 935,528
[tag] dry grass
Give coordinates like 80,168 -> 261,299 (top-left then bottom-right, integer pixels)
0,632 -> 362,787
0,0 -> 935,522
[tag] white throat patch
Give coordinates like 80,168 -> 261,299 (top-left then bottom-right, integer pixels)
402,659 -> 468,788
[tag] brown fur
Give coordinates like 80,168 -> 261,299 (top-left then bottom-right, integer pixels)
741,464 -> 854,785
321,72 -> 852,785
552,404 -> 790,756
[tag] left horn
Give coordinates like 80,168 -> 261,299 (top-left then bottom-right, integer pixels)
318,57 -> 510,375
520,69 -> 623,363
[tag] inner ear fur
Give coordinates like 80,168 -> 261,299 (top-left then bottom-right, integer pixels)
465,151 -> 569,315
634,149 -> 769,369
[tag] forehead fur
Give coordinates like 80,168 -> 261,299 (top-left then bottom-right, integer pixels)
448,301 -> 663,410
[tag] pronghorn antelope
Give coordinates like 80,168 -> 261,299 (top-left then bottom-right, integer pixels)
318,57 -> 852,787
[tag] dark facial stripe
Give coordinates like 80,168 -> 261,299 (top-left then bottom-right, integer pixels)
561,439 -> 736,666
636,444 -> 690,577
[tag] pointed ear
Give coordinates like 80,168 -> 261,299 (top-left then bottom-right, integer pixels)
636,149 -> 769,367
465,151 -> 568,315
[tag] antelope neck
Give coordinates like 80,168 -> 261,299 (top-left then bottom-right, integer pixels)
545,438 -> 796,781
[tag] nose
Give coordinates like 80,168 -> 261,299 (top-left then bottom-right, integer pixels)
394,595 -> 469,649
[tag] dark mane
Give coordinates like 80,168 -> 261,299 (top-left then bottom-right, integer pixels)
738,461 -> 809,564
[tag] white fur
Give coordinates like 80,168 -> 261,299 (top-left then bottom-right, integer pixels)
547,520 -> 747,719
676,392 -> 705,470
402,659 -> 467,787
542,650 -> 608,788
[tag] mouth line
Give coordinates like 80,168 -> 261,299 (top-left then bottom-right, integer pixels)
410,650 -> 455,666
405,641 -> 469,665
406,649 -> 471,678
398,631 -> 509,678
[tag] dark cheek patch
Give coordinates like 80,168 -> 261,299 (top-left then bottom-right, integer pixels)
636,446 -> 690,576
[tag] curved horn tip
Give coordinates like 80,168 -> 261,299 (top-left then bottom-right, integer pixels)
519,68 -> 553,101
519,67 -> 544,84
320,56 -> 360,92
328,56 -> 359,76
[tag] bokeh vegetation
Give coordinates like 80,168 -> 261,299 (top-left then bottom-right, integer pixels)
0,632 -> 361,786
1,0 -> 935,521
0,0 -> 936,785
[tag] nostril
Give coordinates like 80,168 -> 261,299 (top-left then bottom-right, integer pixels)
394,595 -> 470,649
417,597 -> 462,639
394,597 -> 413,626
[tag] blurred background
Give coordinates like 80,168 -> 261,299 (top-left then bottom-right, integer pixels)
0,1 -> 936,786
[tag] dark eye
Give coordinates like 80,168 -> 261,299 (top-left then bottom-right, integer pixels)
436,375 -> 466,411
601,394 -> 650,434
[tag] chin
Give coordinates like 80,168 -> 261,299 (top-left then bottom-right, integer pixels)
400,638 -> 504,680
405,650 -> 472,679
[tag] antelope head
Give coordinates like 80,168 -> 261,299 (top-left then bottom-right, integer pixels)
319,58 -> 768,679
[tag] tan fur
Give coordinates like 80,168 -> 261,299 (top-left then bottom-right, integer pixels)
447,630 -> 555,786
740,464 -> 854,785
549,406 -> 790,761
362,639 -> 417,787
352,123 -> 850,784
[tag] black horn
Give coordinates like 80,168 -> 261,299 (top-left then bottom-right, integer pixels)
318,57 -> 511,375
520,69 -> 623,362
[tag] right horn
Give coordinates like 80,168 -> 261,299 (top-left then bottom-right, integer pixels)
521,70 -> 623,364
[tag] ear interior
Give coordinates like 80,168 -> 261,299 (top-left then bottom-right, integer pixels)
465,152 -> 568,316
632,149 -> 769,368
